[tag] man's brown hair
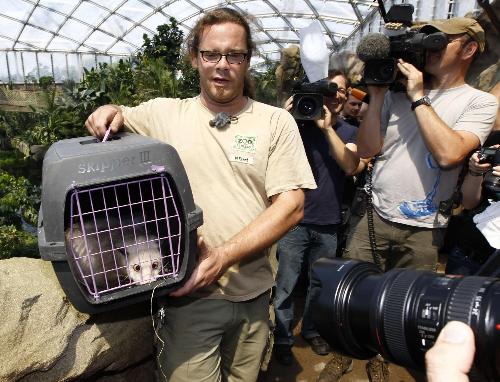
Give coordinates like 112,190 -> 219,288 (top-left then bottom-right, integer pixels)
186,7 -> 256,97
187,7 -> 256,59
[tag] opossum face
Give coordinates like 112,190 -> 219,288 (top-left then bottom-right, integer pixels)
125,245 -> 162,284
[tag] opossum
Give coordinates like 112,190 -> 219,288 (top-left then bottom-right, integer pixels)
65,216 -> 163,293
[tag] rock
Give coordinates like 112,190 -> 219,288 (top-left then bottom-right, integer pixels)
0,258 -> 155,382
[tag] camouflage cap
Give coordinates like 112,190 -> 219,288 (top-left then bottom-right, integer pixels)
418,17 -> 485,52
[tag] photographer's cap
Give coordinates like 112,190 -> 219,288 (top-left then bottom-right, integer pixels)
419,17 -> 485,52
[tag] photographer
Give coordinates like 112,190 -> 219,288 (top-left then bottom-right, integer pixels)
443,142 -> 499,275
344,17 -> 498,381
273,69 -> 364,365
347,17 -> 497,274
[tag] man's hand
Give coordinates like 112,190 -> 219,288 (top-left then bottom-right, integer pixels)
469,149 -> 493,175
315,105 -> 332,131
397,59 -> 424,102
169,236 -> 229,297
425,321 -> 475,382
85,104 -> 124,139
283,96 -> 294,112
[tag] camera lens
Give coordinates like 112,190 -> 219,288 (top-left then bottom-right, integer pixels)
377,64 -> 396,82
481,149 -> 500,201
312,258 -> 500,381
297,97 -> 318,117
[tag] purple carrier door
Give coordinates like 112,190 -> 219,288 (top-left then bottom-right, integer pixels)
65,174 -> 183,301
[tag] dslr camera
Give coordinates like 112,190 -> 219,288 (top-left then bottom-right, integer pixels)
362,3 -> 448,86
291,79 -> 338,120
478,146 -> 500,201
311,258 -> 499,381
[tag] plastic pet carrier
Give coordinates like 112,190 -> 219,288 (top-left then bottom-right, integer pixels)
38,132 -> 202,313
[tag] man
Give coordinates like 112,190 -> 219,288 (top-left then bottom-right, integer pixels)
341,88 -> 364,127
273,69 -> 362,365
348,17 -> 497,270
343,16 -> 497,382
85,8 -> 316,382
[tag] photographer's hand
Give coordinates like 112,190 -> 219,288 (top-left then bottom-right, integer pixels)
315,105 -> 332,130
469,150 -> 492,176
461,149 -> 494,210
397,59 -> 425,102
494,164 -> 500,177
283,96 -> 294,112
425,321 -> 475,382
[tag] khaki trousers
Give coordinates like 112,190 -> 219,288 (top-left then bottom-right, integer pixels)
156,292 -> 270,382
345,210 -> 443,271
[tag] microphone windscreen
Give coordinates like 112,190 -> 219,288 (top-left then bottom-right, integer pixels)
356,33 -> 391,62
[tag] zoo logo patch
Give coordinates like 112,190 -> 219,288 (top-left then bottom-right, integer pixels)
233,135 -> 257,153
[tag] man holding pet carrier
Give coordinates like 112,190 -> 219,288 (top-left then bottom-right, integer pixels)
85,7 -> 315,382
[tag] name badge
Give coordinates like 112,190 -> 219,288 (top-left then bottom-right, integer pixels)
231,154 -> 254,164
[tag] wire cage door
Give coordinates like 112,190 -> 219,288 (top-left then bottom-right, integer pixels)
66,173 -> 184,301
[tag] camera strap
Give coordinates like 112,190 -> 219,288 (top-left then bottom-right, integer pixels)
365,156 -> 385,270
438,151 -> 475,218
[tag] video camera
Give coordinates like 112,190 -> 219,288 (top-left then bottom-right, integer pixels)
291,79 -> 338,120
359,3 -> 448,86
311,258 -> 499,381
479,146 -> 500,201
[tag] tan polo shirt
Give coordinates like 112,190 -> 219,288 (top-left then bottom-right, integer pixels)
121,96 -> 316,301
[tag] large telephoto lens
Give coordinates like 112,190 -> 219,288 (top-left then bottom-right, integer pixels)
311,258 -> 499,381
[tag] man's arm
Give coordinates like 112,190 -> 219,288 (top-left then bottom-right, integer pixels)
397,60 -> 481,168
355,87 -> 388,158
284,96 -> 362,176
413,106 -> 480,168
170,188 -> 305,297
318,105 -> 361,175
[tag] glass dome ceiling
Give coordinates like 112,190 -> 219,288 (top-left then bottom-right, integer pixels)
0,0 -> 482,83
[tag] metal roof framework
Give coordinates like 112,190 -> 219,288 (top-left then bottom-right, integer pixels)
0,0 -> 482,83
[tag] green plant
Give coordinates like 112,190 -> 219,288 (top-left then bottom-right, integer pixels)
0,170 -> 40,227
251,60 -> 280,106
176,55 -> 200,98
0,225 -> 38,259
134,57 -> 177,101
0,149 -> 42,184
39,75 -> 55,90
141,18 -> 184,71
80,60 -> 136,106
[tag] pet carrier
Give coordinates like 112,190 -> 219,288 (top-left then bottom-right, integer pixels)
38,132 -> 202,313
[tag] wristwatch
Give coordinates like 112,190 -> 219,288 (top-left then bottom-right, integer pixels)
411,96 -> 431,111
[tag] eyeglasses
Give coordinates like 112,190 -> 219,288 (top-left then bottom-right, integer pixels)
324,87 -> 346,97
199,50 -> 248,64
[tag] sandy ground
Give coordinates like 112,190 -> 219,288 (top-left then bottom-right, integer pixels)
258,327 -> 421,382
